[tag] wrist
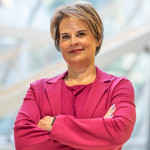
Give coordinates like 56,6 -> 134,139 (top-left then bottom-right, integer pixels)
51,116 -> 57,126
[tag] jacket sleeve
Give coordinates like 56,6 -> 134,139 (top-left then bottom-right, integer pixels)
13,83 -> 75,150
49,78 -> 136,150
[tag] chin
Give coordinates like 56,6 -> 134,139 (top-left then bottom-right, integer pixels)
68,59 -> 89,66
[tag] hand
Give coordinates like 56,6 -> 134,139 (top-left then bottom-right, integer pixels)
104,104 -> 116,118
38,116 -> 54,131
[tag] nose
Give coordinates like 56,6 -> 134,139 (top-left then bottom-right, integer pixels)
70,36 -> 79,46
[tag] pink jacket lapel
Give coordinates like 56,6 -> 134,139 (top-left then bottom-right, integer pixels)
45,71 -> 67,116
82,66 -> 111,118
45,66 -> 111,118
81,78 -> 108,119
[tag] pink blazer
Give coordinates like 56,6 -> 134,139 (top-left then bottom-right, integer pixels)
14,66 -> 136,150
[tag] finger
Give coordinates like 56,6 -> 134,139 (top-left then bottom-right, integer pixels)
110,106 -> 116,113
107,109 -> 115,118
110,114 -> 113,118
104,107 -> 116,118
38,123 -> 41,128
104,104 -> 116,118
110,106 -> 116,112
110,104 -> 115,109
109,107 -> 116,118
38,122 -> 43,127
112,106 -> 116,112
107,104 -> 115,113
104,114 -> 113,118
106,107 -> 115,116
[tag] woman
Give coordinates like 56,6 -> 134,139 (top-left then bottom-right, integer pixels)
14,1 -> 136,150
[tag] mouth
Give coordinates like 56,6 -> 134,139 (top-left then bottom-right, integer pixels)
69,49 -> 83,53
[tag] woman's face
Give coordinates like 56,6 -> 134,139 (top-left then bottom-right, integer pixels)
59,17 -> 100,66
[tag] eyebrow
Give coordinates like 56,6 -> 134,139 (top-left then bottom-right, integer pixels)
60,33 -> 68,36
77,30 -> 87,33
60,30 -> 87,36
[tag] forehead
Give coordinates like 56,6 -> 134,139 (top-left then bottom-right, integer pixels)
59,17 -> 90,33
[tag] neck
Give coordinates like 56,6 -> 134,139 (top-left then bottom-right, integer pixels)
65,62 -> 96,86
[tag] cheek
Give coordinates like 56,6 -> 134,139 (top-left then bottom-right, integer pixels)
83,41 -> 96,51
59,41 -> 68,52
59,44 -> 68,60
82,37 -> 96,48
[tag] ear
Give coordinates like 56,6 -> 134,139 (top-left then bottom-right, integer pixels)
96,38 -> 101,47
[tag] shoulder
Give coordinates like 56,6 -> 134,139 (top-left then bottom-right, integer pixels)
97,67 -> 133,86
96,66 -> 134,89
99,68 -> 134,92
29,72 -> 66,89
107,75 -> 135,98
110,75 -> 134,89
30,78 -> 48,89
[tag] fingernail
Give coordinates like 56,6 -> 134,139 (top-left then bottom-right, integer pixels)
112,107 -> 115,110
110,115 -> 113,117
112,103 -> 114,106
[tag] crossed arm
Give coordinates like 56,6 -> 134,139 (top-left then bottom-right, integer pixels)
38,104 -> 116,131
14,79 -> 136,150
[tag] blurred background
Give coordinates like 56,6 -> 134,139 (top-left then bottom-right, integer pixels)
0,0 -> 150,149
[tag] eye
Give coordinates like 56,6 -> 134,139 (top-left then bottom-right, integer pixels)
62,35 -> 70,39
78,32 -> 85,36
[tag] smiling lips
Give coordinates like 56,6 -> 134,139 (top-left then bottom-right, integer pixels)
69,49 -> 83,53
